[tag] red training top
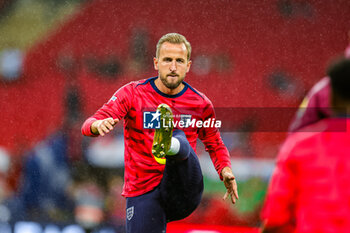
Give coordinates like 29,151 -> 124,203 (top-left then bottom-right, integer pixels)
81,77 -> 231,197
262,118 -> 350,233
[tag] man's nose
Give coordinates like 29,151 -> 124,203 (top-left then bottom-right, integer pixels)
170,61 -> 177,71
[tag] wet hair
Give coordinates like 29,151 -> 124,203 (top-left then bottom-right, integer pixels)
156,33 -> 192,61
327,57 -> 350,100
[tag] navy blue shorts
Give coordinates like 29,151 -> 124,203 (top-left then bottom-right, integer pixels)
126,130 -> 204,233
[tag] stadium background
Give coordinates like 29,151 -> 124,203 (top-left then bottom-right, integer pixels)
0,0 -> 349,232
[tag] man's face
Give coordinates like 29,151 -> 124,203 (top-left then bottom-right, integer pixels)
154,42 -> 192,89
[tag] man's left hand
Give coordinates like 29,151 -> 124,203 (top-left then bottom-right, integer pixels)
222,166 -> 239,204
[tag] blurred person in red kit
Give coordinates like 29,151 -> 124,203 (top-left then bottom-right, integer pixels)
261,57 -> 350,233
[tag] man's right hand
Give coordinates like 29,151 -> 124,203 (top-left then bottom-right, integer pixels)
91,118 -> 119,136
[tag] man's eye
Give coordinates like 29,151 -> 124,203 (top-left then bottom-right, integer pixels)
177,59 -> 184,63
164,58 -> 172,62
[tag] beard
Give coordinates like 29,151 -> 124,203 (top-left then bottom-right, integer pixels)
159,73 -> 185,89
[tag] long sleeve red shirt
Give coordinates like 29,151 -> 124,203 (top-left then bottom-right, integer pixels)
81,77 -> 231,197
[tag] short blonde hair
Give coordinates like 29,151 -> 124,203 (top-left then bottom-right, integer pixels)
156,33 -> 192,61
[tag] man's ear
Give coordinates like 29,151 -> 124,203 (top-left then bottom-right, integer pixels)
186,60 -> 192,73
154,57 -> 159,70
